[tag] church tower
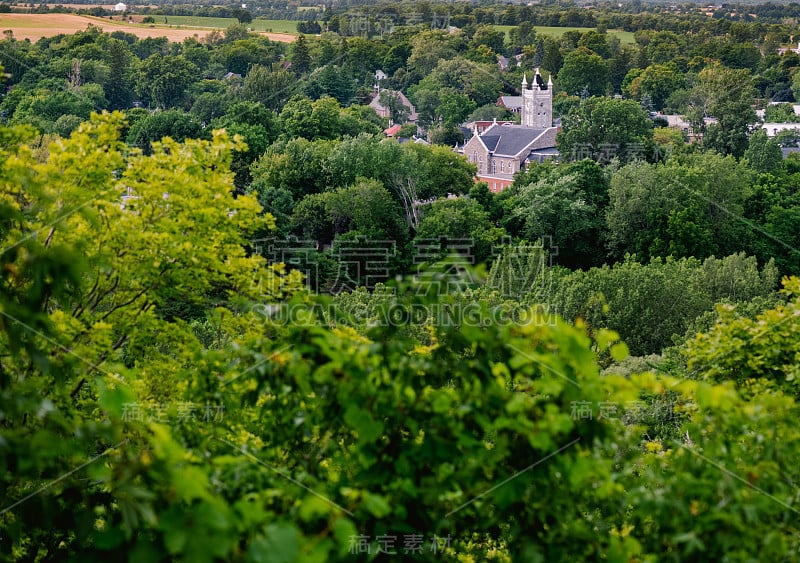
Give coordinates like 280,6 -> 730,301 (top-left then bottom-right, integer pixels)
521,68 -> 553,129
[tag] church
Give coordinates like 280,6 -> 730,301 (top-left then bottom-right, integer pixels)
460,69 -> 559,193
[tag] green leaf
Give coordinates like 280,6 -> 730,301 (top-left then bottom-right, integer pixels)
332,517 -> 358,556
96,376 -> 135,419
362,492 -> 392,518
247,523 -> 300,563
610,342 -> 630,362
344,405 -> 384,444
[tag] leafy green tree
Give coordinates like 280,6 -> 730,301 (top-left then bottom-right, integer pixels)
645,31 -> 684,64
126,109 -> 204,154
578,30 -> 610,58
279,95 -> 343,141
0,113 -> 303,561
557,48 -> 608,96
190,91 -> 231,124
326,179 -> 408,241
557,97 -> 653,163
404,142 -> 477,199
606,153 -> 752,261
743,129 -> 783,174
416,198 -> 506,264
508,21 -> 537,53
551,253 -> 778,355
231,7 -> 252,24
242,64 -> 299,111
52,114 -> 84,137
338,105 -> 383,137
9,85 -> 97,131
540,37 -> 564,75
304,64 -> 355,106
692,64 -> 757,158
512,172 -> 605,269
291,191 -> 334,243
223,23 -> 250,42
219,119 -> 278,191
407,29 -> 460,76
469,25 -> 505,55
686,276 -> 800,390
427,124 -> 465,147
136,54 -> 198,109
416,56 -> 503,107
624,64 -> 685,111
251,136 -> 335,198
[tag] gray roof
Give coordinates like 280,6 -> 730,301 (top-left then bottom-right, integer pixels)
498,96 -> 522,109
480,125 -> 549,157
528,147 -> 560,164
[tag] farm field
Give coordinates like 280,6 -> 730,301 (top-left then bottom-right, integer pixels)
0,13 -> 297,41
160,16 -> 300,34
26,3 -> 158,8
495,24 -> 636,44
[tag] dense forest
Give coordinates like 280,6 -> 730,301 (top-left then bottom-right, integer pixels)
2,1 -> 800,561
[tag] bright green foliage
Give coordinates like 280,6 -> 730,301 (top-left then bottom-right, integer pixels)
0,113 -> 304,560
3,111 -> 800,563
606,153 -> 752,261
608,372 -> 800,561
557,96 -> 653,163
416,198 -> 507,264
547,253 -> 779,355
686,276 -> 800,391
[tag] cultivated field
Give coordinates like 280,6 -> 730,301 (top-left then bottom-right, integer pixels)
0,14 -> 297,42
495,24 -> 636,45
160,16 -> 300,34
23,3 -> 158,8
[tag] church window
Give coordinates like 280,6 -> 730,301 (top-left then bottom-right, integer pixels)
500,161 -> 505,173
491,160 -> 496,173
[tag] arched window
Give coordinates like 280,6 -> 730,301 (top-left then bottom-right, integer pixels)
478,155 -> 483,173
491,160 -> 497,174
500,161 -> 505,173
472,150 -> 477,162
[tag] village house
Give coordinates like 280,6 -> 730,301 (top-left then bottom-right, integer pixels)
369,88 -> 418,124
460,69 -> 558,193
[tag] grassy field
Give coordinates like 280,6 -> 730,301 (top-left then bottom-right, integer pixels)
0,14 -> 297,41
495,24 -> 635,45
160,16 -> 299,34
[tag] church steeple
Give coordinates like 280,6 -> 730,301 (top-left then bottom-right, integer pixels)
521,69 -> 553,129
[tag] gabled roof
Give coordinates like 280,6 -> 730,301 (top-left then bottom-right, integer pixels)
383,124 -> 402,136
497,95 -> 522,109
480,124 -> 550,157
369,90 -> 418,122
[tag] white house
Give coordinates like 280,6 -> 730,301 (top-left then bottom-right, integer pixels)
113,2 -> 127,11
762,123 -> 800,137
